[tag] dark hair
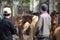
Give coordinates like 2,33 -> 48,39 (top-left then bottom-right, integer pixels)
13,13 -> 33,26
41,6 -> 47,11
22,13 -> 33,24
3,14 -> 10,16
33,12 -> 40,16
40,4 -> 48,11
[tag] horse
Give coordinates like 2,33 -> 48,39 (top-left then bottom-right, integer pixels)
12,12 -> 38,40
12,12 -> 33,40
50,11 -> 59,40
12,13 -> 23,40
53,26 -> 60,40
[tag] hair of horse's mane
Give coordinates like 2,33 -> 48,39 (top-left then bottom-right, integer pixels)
50,11 -> 59,40
21,13 -> 33,26
12,14 -> 22,26
50,11 -> 58,32
13,12 -> 33,27
50,11 -> 58,17
51,11 -> 58,25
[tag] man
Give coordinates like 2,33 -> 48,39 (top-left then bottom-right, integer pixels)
0,7 -> 16,40
36,4 -> 51,40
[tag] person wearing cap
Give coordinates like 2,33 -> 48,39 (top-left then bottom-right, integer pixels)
35,4 -> 51,40
0,7 -> 16,40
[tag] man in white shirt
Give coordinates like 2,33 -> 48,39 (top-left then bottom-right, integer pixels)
36,4 -> 51,40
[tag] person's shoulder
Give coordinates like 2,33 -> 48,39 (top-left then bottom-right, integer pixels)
40,14 -> 44,18
46,13 -> 51,18
3,18 -> 12,24
41,13 -> 50,17
0,18 -> 7,25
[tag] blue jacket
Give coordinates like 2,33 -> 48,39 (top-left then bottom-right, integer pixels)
0,17 -> 16,40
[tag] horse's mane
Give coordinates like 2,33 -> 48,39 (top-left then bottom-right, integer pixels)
50,11 -> 59,40
21,13 -> 33,26
50,11 -> 58,18
13,13 -> 33,27
50,11 -> 58,32
51,11 -> 58,31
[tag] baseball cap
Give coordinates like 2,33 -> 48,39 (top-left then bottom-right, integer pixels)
3,7 -> 12,14
40,4 -> 48,11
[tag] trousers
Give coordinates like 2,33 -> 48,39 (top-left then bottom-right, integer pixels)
36,36 -> 49,40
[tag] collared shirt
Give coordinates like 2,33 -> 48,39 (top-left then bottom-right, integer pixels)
36,12 -> 51,37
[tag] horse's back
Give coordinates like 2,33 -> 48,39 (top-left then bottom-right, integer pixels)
54,26 -> 60,40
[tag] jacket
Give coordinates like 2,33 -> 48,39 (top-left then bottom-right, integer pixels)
0,17 -> 16,40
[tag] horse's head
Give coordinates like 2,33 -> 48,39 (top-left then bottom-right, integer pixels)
51,11 -> 59,31
51,11 -> 58,24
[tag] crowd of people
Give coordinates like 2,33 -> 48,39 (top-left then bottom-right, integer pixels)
0,3 -> 59,40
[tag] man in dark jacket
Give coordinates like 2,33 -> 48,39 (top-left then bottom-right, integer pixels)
0,7 -> 16,40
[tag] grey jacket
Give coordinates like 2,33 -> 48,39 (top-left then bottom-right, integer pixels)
36,12 -> 51,37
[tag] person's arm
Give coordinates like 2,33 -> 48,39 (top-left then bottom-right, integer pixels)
49,17 -> 51,32
35,15 -> 43,36
8,21 -> 17,34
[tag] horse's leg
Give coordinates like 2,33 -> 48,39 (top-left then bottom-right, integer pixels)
18,25 -> 23,40
50,31 -> 54,40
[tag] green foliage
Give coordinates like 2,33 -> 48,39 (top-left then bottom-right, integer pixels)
0,0 -> 1,4
24,0 -> 30,6
6,0 -> 13,5
24,0 -> 30,3
20,0 -> 30,6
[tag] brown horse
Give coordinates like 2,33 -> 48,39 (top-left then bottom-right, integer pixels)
12,13 -> 24,40
13,12 -> 38,40
50,11 -> 59,40
13,12 -> 34,40
54,26 -> 60,40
